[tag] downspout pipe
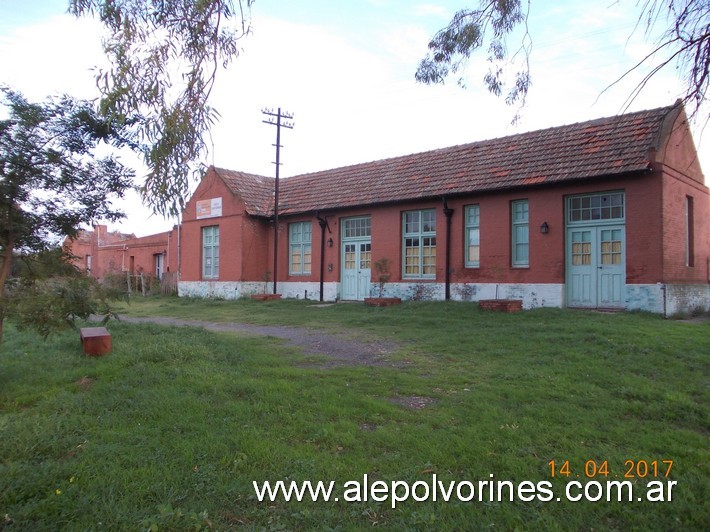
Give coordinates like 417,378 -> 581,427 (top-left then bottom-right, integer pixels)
176,213 -> 182,280
443,198 -> 454,301
316,212 -> 330,302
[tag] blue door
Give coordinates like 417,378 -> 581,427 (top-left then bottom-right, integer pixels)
567,225 -> 625,308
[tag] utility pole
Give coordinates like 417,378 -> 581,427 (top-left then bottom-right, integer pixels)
262,107 -> 294,295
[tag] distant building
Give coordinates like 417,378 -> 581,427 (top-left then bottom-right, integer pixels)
65,224 -> 178,282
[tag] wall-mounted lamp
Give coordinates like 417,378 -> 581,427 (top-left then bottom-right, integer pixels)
327,238 -> 333,247
540,222 -> 549,234
327,263 -> 333,272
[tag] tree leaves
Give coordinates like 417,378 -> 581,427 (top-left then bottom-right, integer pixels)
415,1 -> 532,122
7,271 -> 123,339
416,0 -> 708,123
69,0 -> 253,216
1,87 -> 135,341
0,87 -> 135,251
611,0 -> 709,119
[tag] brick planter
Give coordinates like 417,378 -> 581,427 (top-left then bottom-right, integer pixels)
250,294 -> 282,301
478,299 -> 523,312
364,297 -> 402,307
80,327 -> 112,356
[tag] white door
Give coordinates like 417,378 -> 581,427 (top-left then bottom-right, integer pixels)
342,240 -> 371,300
155,253 -> 164,279
567,226 -> 625,308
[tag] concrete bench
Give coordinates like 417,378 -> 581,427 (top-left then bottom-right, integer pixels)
80,327 -> 112,356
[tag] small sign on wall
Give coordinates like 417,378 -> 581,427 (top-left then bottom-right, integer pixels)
196,197 -> 223,219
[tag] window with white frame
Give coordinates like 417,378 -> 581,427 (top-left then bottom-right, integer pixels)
567,192 -> 624,223
511,200 -> 529,267
342,217 -> 371,238
289,222 -> 312,275
403,209 -> 436,278
202,226 -> 219,279
465,205 -> 480,268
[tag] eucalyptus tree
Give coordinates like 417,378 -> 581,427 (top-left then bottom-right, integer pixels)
68,0 -> 254,217
0,88 -> 134,341
416,0 -> 708,122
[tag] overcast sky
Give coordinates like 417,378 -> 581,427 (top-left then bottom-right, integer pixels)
1,0 -> 706,236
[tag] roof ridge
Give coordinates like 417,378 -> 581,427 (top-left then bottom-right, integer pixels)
212,166 -> 273,182
211,166 -> 275,215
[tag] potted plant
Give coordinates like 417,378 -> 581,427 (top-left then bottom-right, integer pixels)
364,258 -> 401,307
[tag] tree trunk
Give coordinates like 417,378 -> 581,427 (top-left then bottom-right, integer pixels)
0,238 -> 14,344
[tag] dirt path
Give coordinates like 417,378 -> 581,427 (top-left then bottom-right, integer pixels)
117,315 -> 402,367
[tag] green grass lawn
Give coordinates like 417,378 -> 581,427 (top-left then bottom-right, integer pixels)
1,297 -> 708,530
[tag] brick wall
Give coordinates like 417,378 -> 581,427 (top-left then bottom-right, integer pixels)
64,225 -> 178,282
180,169 -> 251,282
661,166 -> 710,283
268,174 -> 667,289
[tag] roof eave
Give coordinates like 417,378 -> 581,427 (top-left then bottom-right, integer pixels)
268,167 -> 655,217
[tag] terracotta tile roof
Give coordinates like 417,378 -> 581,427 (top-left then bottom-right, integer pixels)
213,168 -> 274,216
218,103 -> 679,216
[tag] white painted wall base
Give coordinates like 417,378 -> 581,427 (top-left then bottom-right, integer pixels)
276,281 -> 340,301
178,280 -> 246,299
624,284 -> 664,314
178,280 -> 340,302
177,281 -> 564,309
664,284 -> 710,316
626,283 -> 710,316
377,282 -> 564,309
178,280 -> 709,315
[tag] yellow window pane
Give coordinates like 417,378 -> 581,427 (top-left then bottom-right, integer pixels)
345,251 -> 355,269
468,245 -> 480,262
360,251 -> 371,269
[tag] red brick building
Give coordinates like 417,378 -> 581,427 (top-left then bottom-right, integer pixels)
65,224 -> 179,283
178,102 -> 709,314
